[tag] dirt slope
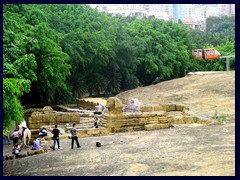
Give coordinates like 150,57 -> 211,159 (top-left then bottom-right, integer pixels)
117,71 -> 235,119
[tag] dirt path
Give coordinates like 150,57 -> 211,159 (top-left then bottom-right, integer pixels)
3,122 -> 235,176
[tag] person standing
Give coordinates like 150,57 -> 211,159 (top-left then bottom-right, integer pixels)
70,123 -> 80,149
92,116 -> 99,128
3,128 -> 11,145
11,129 -> 19,146
50,124 -> 60,150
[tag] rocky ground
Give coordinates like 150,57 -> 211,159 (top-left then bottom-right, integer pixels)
3,71 -> 235,176
3,122 -> 235,176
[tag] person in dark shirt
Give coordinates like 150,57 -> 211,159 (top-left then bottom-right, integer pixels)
92,116 -> 99,128
50,124 -> 60,150
70,123 -> 80,149
39,127 -> 48,137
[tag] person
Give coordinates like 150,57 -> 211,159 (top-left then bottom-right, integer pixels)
12,143 -> 21,158
3,128 -> 11,145
70,123 -> 80,149
50,124 -> 60,150
11,129 -> 19,146
92,116 -> 99,128
31,137 -> 41,150
39,127 -> 48,137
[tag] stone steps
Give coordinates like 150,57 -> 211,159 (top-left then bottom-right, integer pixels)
30,116 -> 103,140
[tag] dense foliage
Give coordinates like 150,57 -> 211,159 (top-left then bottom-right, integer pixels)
3,4 -> 235,128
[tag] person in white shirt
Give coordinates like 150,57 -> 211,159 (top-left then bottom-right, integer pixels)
11,129 -> 19,146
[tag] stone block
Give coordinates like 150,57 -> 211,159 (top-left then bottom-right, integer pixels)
138,118 -> 147,124
87,129 -> 101,135
172,118 -> 185,124
69,113 -> 80,123
48,114 -> 57,124
42,114 -> 50,123
42,106 -> 53,114
61,114 -> 70,123
140,106 -> 154,112
28,149 -> 45,156
153,106 -> 164,111
144,123 -> 170,131
182,117 -> 194,124
31,114 -> 43,123
28,117 -> 40,124
193,117 -> 200,123
56,113 -> 63,123
29,124 -> 41,129
77,129 -> 88,137
199,120 -> 210,125
176,105 -> 183,111
169,104 -> 176,111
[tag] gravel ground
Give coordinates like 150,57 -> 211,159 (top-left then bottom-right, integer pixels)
3,122 -> 235,176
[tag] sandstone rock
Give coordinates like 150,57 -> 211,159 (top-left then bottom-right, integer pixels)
144,124 -> 170,130
105,97 -> 123,114
42,106 -> 53,114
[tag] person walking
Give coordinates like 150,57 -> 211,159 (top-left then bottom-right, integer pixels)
70,123 -> 80,149
50,124 -> 60,150
11,129 -> 19,146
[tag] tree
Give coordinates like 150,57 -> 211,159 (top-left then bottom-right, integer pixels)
3,79 -> 31,129
3,5 -> 38,128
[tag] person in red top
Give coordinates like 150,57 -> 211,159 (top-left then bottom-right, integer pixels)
50,124 -> 60,150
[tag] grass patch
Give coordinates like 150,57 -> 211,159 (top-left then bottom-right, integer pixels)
211,114 -> 235,124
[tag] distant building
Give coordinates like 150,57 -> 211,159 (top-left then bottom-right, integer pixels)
104,9 -> 148,19
173,4 -> 181,22
90,4 -> 235,31
220,4 -> 235,16
183,17 -> 205,31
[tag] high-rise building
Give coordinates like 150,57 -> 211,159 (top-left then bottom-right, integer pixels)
163,4 -> 174,20
173,4 -> 181,22
91,4 -> 235,31
220,4 -> 235,16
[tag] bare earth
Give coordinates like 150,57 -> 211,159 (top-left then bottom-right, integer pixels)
3,71 -> 235,176
117,71 -> 235,118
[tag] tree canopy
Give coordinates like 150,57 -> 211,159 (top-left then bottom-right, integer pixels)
3,4 -> 235,129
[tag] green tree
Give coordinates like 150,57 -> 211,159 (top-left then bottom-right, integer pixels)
3,5 -> 38,128
3,79 -> 31,129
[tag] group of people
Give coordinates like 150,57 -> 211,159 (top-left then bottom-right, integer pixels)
4,111 -> 103,157
30,126 -> 48,151
50,111 -> 104,150
3,124 -> 47,157
49,123 -> 80,150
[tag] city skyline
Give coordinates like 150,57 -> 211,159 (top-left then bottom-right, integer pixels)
88,4 -> 235,31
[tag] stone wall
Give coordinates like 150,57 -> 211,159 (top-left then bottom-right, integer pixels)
140,104 -> 189,112
27,111 -> 81,137
101,111 -> 173,133
25,100 -> 211,139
